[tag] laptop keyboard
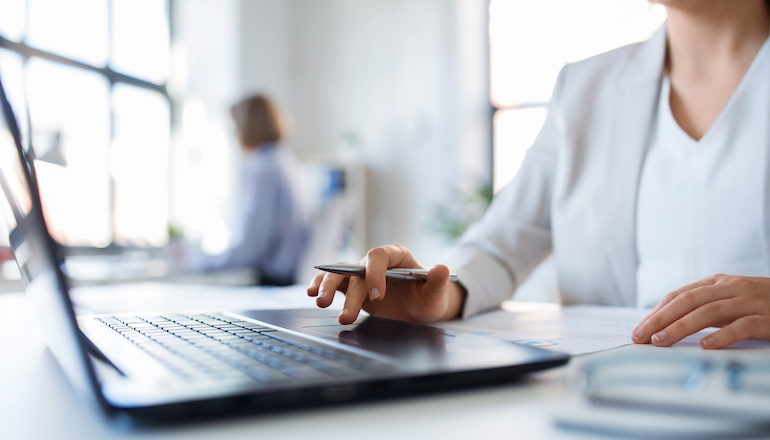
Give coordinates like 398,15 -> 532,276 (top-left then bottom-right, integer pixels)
96,313 -> 395,385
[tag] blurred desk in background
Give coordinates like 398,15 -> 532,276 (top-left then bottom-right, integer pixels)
0,249 -> 261,295
62,253 -> 262,287
2,284 -> 770,440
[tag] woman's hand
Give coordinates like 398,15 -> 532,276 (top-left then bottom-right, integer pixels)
306,244 -> 466,325
632,274 -> 770,349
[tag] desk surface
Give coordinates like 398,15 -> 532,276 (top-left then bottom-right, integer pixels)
2,285 -> 768,440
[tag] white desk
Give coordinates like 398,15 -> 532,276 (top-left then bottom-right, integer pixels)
2,285 -> 768,440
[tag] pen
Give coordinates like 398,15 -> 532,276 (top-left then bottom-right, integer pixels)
314,263 -> 459,282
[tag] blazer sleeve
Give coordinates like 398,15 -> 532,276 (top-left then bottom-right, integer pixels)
444,65 -> 570,318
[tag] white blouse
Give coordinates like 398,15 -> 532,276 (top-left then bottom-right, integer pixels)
635,38 -> 770,308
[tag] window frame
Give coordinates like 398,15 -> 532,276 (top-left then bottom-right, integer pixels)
0,0 -> 172,252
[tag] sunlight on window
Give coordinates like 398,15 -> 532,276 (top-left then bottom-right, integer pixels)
26,59 -> 111,246
0,131 -> 32,230
111,84 -> 170,247
172,98 -> 233,254
2,0 -> 171,253
0,50 -> 27,251
490,0 -> 667,191
112,0 -> 170,83
493,107 -> 548,193
27,0 -> 109,66
490,0 -> 666,106
0,50 -> 28,147
0,0 -> 26,41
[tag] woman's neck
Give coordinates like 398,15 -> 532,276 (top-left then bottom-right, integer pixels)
664,0 -> 770,75
659,0 -> 769,141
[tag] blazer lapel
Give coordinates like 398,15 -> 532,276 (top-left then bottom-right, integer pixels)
603,25 -> 667,306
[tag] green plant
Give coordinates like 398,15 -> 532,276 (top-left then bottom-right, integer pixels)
430,181 -> 494,241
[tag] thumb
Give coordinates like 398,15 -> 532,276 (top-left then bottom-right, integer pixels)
424,264 -> 450,298
410,265 -> 452,322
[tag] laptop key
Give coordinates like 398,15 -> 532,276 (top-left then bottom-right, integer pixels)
100,313 -> 399,385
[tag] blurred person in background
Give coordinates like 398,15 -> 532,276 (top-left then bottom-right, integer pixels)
308,0 -> 770,349
187,95 -> 311,286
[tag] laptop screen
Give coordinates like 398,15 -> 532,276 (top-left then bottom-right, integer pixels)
0,85 -> 32,233
0,74 -> 100,402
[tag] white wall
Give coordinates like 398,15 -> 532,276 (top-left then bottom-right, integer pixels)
172,0 -> 240,110
287,0 -> 490,265
239,0 -> 296,110
170,0 -> 242,252
174,0 -> 491,266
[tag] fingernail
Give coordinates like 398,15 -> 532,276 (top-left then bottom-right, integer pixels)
308,280 -> 315,289
339,308 -> 348,317
652,331 -> 666,343
702,337 -> 714,348
369,287 -> 380,301
318,290 -> 327,298
632,326 -> 644,341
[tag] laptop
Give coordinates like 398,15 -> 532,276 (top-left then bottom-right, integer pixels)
0,73 -> 569,420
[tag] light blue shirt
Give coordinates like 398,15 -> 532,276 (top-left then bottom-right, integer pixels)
190,144 -> 312,284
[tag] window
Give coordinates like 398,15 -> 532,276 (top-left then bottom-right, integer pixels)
489,0 -> 666,192
0,0 -> 171,248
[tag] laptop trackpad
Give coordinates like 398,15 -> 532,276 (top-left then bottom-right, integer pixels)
304,318 -> 451,358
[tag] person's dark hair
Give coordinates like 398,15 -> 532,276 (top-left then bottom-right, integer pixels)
230,95 -> 285,149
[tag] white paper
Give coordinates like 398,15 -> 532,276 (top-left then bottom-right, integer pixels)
437,303 -> 770,355
436,304 -> 649,355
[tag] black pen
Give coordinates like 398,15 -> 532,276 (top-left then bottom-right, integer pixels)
314,263 -> 459,282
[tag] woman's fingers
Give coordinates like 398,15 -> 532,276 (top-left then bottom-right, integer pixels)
633,284 -> 721,343
316,272 -> 348,308
647,298 -> 754,347
339,276 -> 369,324
701,315 -> 770,349
364,246 -> 393,304
337,244 -> 418,325
306,244 -> 453,324
635,276 -> 718,336
633,275 -> 770,349
307,272 -> 325,296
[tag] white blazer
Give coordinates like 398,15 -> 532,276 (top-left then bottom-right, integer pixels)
446,26 -> 770,317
